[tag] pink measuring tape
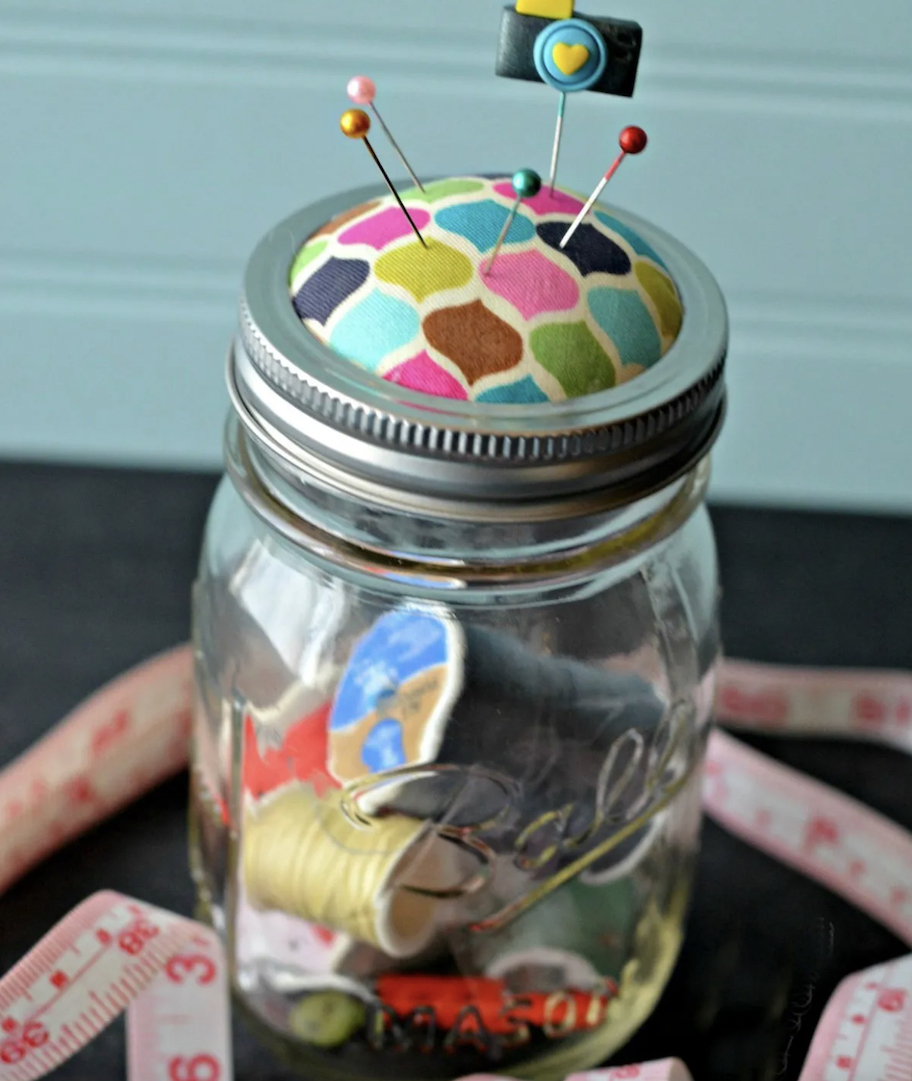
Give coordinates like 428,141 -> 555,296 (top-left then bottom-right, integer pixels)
1,649 -> 911,1081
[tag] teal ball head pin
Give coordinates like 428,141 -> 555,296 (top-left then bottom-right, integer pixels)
483,169 -> 543,277
512,168 -> 543,200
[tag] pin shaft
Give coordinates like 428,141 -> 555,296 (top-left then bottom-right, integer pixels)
482,195 -> 522,277
363,137 -> 427,248
560,150 -> 627,249
548,93 -> 567,197
370,102 -> 425,193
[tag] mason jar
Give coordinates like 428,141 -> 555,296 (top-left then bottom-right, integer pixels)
189,177 -> 728,1081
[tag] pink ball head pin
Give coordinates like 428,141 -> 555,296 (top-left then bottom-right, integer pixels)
346,76 -> 424,193
346,76 -> 376,106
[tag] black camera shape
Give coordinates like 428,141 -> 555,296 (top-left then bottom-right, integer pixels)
496,2 -> 643,99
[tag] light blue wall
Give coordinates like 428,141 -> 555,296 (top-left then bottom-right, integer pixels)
1,0 -> 911,511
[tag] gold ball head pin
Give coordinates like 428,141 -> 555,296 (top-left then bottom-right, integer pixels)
340,108 -> 371,140
340,109 -> 427,248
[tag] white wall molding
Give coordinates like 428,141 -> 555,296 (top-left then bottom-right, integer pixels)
0,249 -> 908,511
0,251 -> 236,320
0,0 -> 909,508
0,10 -> 911,119
0,247 -> 908,359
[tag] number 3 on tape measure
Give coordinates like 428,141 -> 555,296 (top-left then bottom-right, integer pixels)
166,955 -> 217,986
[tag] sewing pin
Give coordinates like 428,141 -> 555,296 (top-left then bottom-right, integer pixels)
347,76 -> 425,193
483,169 -> 542,277
560,126 -> 648,249
548,93 -> 567,197
341,109 -> 427,249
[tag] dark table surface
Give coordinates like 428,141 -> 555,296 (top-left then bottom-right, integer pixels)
1,460 -> 910,1081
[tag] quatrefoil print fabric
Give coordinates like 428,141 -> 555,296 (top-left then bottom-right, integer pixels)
289,177 -> 683,405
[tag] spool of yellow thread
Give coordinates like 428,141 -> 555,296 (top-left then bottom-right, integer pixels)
243,784 -> 461,958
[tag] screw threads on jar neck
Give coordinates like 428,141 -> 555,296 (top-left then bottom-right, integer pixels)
225,413 -> 712,594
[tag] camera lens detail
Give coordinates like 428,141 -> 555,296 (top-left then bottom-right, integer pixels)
533,19 -> 609,93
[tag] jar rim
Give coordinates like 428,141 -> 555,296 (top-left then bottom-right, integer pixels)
231,182 -> 728,509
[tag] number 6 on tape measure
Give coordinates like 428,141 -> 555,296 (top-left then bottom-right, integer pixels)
167,1056 -> 221,1081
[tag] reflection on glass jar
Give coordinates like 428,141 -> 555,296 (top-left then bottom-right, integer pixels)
190,186 -> 727,1080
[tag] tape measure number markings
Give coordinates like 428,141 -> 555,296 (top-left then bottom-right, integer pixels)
0,893 -> 231,1081
3,652 -> 912,1080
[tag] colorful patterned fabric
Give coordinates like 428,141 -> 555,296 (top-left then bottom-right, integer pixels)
289,177 -> 683,404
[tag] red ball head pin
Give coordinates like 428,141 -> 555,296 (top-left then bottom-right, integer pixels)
560,126 -> 648,249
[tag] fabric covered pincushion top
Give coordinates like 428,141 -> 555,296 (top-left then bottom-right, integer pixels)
289,176 -> 683,405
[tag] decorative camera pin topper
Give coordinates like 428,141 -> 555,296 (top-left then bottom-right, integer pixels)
495,0 -> 643,193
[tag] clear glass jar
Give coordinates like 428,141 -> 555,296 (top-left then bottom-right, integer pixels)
189,186 -> 728,1081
